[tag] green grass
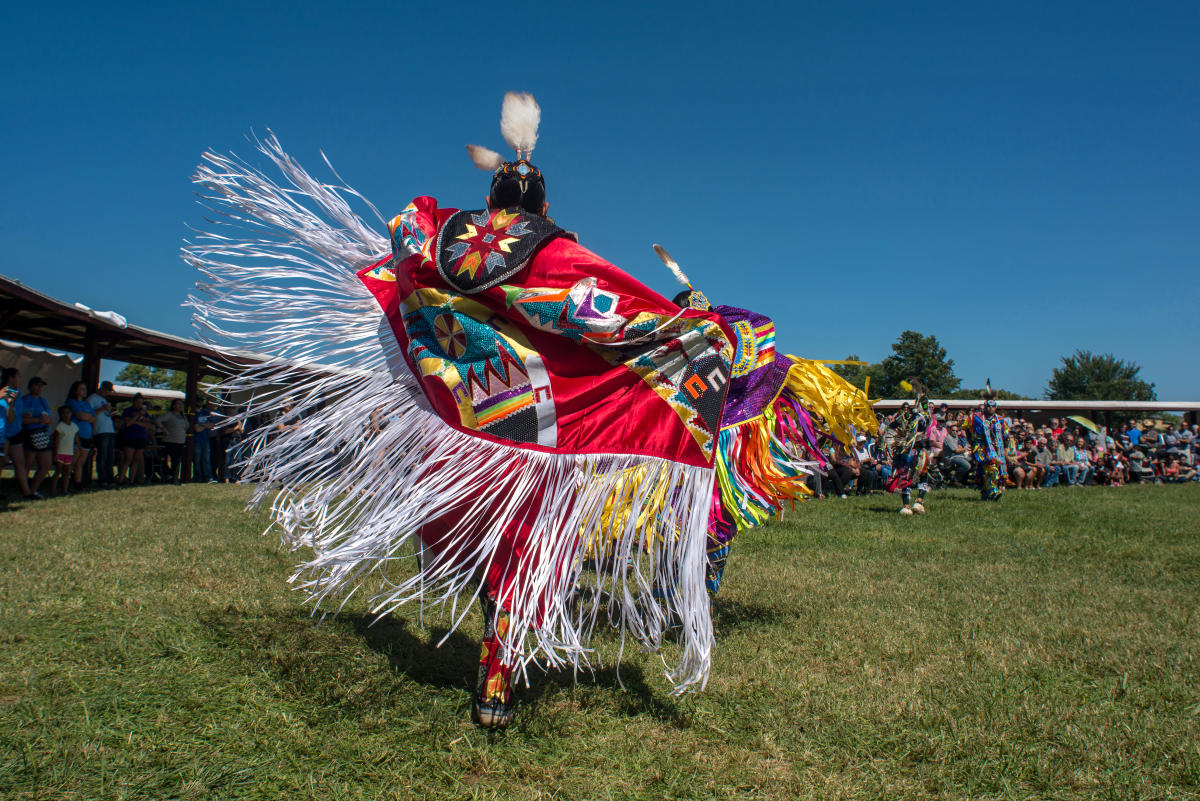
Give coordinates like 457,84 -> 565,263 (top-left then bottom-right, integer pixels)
0,483 -> 1197,800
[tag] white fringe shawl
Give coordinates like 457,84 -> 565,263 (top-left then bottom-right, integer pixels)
182,133 -> 715,692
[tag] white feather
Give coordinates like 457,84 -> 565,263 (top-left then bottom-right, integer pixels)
500,92 -> 540,158
653,243 -> 692,288
466,144 -> 504,172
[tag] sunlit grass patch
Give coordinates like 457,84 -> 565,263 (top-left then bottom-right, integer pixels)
0,484 -> 1197,799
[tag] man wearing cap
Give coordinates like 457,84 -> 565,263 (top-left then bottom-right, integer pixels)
88,381 -> 117,488
18,377 -> 54,498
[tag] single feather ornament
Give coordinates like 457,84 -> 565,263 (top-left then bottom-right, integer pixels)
653,244 -> 693,289
500,92 -> 541,159
466,144 -> 504,172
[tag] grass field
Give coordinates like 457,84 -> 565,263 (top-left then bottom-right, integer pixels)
0,483 -> 1197,800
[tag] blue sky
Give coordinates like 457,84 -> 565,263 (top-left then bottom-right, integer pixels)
3,1 -> 1198,397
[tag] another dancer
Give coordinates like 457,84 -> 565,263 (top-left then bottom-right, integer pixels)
884,380 -> 936,515
968,381 -> 1008,500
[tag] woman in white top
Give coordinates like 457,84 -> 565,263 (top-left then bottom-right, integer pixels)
157,399 -> 191,484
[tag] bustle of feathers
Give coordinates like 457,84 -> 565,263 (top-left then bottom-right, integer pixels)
500,92 -> 541,158
653,244 -> 693,288
466,144 -> 504,172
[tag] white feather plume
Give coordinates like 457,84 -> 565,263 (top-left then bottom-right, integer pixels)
500,92 -> 540,158
466,144 -> 504,172
653,244 -> 692,288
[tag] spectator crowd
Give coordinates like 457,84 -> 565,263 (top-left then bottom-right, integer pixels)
2,367 -> 1197,502
0,369 -> 256,500
806,404 -> 1198,498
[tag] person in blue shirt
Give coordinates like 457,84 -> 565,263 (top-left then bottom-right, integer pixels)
1127,425 -> 1142,448
1,367 -> 32,497
66,381 -> 96,490
192,396 -> 215,482
19,376 -> 54,498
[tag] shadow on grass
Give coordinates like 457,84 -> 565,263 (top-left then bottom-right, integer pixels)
523,658 -> 690,727
201,605 -> 689,726
199,606 -> 476,713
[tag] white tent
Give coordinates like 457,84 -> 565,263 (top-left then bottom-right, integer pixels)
0,338 -> 83,408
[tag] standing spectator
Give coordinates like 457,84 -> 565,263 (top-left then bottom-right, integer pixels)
157,399 -> 190,484
2,367 -> 32,498
52,405 -> 79,496
65,381 -> 95,491
192,396 -> 216,483
211,406 -> 228,483
19,377 -> 54,498
118,394 -> 153,485
0,368 -> 19,496
223,413 -> 245,483
88,381 -> 117,488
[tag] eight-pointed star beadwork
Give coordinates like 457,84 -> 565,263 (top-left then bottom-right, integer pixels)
444,210 -> 532,280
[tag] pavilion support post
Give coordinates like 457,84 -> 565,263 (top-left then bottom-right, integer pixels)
83,326 -> 101,391
183,353 -> 201,482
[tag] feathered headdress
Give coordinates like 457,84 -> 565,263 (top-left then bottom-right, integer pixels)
900,379 -> 929,410
466,93 -> 547,215
981,378 -> 999,406
654,244 -> 711,311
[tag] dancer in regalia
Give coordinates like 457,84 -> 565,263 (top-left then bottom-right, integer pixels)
967,381 -> 1008,500
884,380 -> 937,515
187,94 -> 736,729
658,249 -> 877,596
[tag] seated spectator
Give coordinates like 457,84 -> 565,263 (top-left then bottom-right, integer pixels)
939,424 -> 972,485
1127,449 -> 1154,484
853,434 -> 881,494
1055,434 -> 1078,486
1073,440 -> 1093,486
1019,444 -> 1043,488
1005,436 -> 1026,488
1162,457 -> 1183,483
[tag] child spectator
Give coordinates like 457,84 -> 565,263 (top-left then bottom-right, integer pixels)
52,405 -> 79,496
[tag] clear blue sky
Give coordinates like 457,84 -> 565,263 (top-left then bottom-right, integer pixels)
3,1 -> 1198,397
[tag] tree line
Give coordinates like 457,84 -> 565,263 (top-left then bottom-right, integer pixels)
830,331 -> 1156,401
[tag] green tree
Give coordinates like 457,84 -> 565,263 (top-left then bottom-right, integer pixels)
830,355 -> 885,396
876,331 -> 961,398
948,387 -> 1031,401
1045,350 -> 1156,401
115,364 -> 186,392
114,365 -> 221,397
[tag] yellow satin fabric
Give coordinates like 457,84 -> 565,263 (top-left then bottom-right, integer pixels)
783,356 -> 880,446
